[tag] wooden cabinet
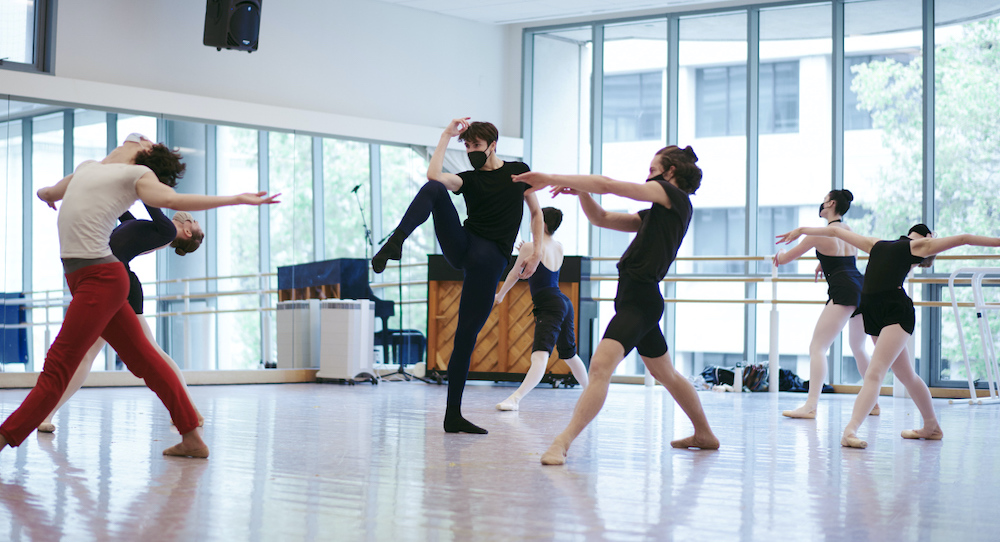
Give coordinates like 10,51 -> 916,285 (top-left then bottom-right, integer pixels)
426,255 -> 595,384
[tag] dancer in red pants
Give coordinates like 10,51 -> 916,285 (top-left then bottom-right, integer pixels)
0,133 -> 278,458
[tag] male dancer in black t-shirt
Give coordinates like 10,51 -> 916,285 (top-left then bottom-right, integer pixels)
373,117 -> 544,434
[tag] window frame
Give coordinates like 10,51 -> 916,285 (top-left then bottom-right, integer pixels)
0,0 -> 56,74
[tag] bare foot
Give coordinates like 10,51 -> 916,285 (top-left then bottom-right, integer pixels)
869,404 -> 880,416
782,405 -> 817,419
163,428 -> 209,458
197,412 -> 205,427
496,396 -> 519,411
38,422 -> 56,433
841,433 -> 867,449
901,426 -> 943,440
670,433 -> 720,450
541,440 -> 569,465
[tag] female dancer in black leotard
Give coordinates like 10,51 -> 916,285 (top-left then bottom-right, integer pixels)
777,223 -> 1000,448
773,189 -> 874,419
38,206 -> 205,433
371,117 -> 544,435
515,145 -> 720,465
493,207 -> 589,411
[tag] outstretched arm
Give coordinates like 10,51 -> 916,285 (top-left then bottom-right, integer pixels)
495,244 -> 532,305
562,189 -> 642,233
37,173 -> 75,210
773,236 -> 819,267
910,234 -> 1000,258
514,172 -> 671,208
777,226 -> 879,254
136,172 -> 280,210
519,192 -> 545,278
427,118 -> 467,192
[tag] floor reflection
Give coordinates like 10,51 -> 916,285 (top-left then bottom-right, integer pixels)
1,383 -> 998,541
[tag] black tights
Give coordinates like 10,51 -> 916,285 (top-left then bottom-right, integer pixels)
391,181 -> 508,428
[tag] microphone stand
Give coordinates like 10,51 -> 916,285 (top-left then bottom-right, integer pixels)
353,186 -> 373,259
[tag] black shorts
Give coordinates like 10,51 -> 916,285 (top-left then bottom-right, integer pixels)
531,287 -> 576,359
826,269 -> 863,307
603,278 -> 667,358
126,269 -> 144,315
855,289 -> 914,336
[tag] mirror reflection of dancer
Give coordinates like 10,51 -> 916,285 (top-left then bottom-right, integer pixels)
514,145 -> 720,465
0,133 -> 279,458
37,206 -> 206,434
773,189 -> 874,419
371,118 -> 544,434
493,207 -> 589,411
777,223 -> 1000,448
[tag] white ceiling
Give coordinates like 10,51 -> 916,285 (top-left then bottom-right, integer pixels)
375,0 -> 722,25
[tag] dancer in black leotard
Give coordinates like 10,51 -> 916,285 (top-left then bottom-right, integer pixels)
773,189 -> 873,419
493,207 -> 589,411
777,223 -> 1000,449
37,206 -> 206,433
371,117 -> 544,434
514,145 -> 720,465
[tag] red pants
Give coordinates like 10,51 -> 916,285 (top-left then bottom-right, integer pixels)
0,262 -> 199,446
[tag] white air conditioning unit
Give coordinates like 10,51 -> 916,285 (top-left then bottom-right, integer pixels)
317,299 -> 375,382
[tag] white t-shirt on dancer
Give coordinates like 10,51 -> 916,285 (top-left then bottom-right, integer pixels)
57,160 -> 151,259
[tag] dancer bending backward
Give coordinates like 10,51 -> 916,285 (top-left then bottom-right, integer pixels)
514,145 -> 720,465
38,206 -> 206,434
773,189 -> 875,419
0,133 -> 278,458
777,223 -> 1000,448
371,118 -> 544,434
493,207 -> 589,411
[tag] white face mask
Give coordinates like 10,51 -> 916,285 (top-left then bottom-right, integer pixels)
124,132 -> 147,144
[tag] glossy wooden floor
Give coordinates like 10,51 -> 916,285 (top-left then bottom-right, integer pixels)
1,381 -> 997,541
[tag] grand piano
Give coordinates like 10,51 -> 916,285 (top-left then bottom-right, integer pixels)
276,258 -> 395,359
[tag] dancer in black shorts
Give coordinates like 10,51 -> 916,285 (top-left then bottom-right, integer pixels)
493,207 -> 589,411
37,206 -> 206,433
372,117 -> 544,434
514,145 -> 720,465
773,189 -> 874,419
777,223 -> 1000,449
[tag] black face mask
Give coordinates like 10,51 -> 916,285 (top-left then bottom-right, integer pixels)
468,150 -> 489,170
818,202 -> 828,217
648,173 -> 665,182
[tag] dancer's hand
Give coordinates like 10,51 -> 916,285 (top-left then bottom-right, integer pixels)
550,186 -> 580,197
237,191 -> 281,206
814,263 -> 824,282
444,117 -> 471,138
775,228 -> 802,245
494,293 -> 503,306
519,253 -> 541,279
513,171 -> 552,194
37,187 -> 59,210
772,250 -> 784,268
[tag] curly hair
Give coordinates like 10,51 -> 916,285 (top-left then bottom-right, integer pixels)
827,189 -> 854,215
654,145 -> 702,195
458,121 -> 499,147
134,143 -> 186,187
170,229 -> 204,255
542,207 -> 563,235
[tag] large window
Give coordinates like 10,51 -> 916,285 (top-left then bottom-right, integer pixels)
696,61 -> 799,137
0,0 -> 53,73
603,71 -> 663,143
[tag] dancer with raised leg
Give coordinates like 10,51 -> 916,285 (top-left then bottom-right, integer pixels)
37,206 -> 206,434
776,223 -> 1000,448
0,133 -> 278,459
514,145 -> 719,465
773,189 -> 874,419
493,207 -> 589,411
372,117 -> 544,434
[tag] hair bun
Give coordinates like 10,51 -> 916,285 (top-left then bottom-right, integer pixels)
682,146 -> 698,162
841,189 -> 854,202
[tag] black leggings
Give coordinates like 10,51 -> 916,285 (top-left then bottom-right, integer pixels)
394,181 -> 509,414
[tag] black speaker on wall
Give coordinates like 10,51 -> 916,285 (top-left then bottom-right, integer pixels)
204,0 -> 262,52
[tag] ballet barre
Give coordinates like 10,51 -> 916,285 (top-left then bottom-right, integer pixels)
947,268 -> 1000,405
